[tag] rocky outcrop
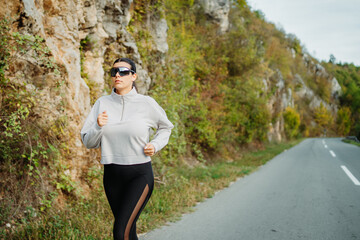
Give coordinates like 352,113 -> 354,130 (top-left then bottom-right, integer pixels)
293,73 -> 330,110
266,70 -> 288,142
303,53 -> 342,99
294,74 -> 314,99
330,77 -> 342,99
0,0 -> 164,182
195,0 -> 230,33
150,18 -> 169,54
78,0 -> 152,95
266,53 -> 341,141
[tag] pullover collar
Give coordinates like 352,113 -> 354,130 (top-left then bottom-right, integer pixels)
111,87 -> 138,102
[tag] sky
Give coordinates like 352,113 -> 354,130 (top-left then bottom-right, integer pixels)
246,0 -> 360,66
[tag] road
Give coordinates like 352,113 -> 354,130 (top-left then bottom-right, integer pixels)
141,138 -> 360,240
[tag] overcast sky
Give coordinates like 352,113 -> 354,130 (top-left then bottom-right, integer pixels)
246,0 -> 360,66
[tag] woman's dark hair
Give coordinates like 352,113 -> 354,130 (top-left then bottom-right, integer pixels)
113,58 -> 137,90
113,58 -> 136,73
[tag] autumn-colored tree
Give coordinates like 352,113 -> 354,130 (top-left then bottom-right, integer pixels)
314,103 -> 333,133
336,106 -> 352,136
283,107 -> 300,139
322,62 -> 360,137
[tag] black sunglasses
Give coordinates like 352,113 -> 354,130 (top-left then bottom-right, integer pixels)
110,67 -> 135,77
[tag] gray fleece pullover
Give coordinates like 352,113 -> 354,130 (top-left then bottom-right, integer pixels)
80,88 -> 174,165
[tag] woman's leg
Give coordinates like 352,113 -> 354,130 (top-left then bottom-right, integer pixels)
103,162 -> 154,240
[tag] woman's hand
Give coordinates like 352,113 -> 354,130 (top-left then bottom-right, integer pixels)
97,111 -> 108,127
144,143 -> 155,156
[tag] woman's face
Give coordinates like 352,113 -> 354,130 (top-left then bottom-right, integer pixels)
112,61 -> 136,93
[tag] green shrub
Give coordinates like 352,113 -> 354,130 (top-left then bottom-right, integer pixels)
283,107 -> 301,139
336,106 -> 352,136
313,102 -> 333,133
0,18 -> 67,229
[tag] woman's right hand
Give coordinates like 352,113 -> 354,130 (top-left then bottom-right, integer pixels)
97,111 -> 108,127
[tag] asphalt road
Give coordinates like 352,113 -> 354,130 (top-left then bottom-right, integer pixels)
141,138 -> 360,240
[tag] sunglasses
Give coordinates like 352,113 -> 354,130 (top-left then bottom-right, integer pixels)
110,67 -> 135,77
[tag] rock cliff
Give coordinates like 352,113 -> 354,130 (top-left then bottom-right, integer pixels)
195,0 -> 230,33
266,53 -> 342,142
1,0 -> 170,181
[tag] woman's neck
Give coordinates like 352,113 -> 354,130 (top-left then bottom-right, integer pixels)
115,86 -> 132,95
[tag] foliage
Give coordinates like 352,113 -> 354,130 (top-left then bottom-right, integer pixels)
342,138 -> 360,147
79,36 -> 101,105
127,0 -> 342,164
265,36 -> 292,77
4,187 -> 113,240
0,18 -> 69,231
147,0 -> 271,157
322,61 -> 360,137
287,33 -> 302,54
283,107 -> 301,139
336,106 -> 352,136
313,103 -> 333,133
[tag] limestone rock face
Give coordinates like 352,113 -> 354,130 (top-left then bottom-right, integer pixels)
303,53 -> 342,100
0,0 -> 162,182
330,77 -> 342,99
150,18 -> 169,54
266,53 -> 341,141
195,0 -> 230,33
294,74 -> 314,99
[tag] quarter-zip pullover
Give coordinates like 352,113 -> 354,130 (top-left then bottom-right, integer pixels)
80,88 -> 174,165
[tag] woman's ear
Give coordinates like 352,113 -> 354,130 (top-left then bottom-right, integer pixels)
132,73 -> 137,81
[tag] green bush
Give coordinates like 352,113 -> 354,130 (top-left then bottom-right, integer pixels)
336,106 -> 352,136
0,18 -> 67,230
322,62 -> 360,137
313,103 -> 333,135
283,107 -> 301,139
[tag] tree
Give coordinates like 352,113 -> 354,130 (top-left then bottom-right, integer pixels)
336,106 -> 352,136
329,54 -> 336,64
314,103 -> 333,132
283,107 -> 300,139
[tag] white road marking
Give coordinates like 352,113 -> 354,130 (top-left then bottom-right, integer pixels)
329,150 -> 336,157
324,145 -> 328,148
341,166 -> 360,186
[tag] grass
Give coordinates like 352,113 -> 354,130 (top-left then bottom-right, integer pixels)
342,139 -> 360,147
3,139 -> 303,239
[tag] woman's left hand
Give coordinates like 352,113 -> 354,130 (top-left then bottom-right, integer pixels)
144,143 -> 155,156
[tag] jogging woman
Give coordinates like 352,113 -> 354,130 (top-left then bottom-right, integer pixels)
80,58 -> 173,240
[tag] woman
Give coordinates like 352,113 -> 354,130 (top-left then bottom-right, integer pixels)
80,58 -> 173,240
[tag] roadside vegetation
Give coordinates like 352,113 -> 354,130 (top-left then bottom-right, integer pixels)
342,138 -> 360,147
322,61 -> 360,138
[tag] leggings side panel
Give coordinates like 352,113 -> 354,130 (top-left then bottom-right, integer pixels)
103,162 -> 154,240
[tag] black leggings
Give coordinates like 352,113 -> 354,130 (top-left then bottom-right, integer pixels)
103,161 -> 154,240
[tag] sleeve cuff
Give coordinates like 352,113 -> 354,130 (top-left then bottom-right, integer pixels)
95,122 -> 102,130
150,142 -> 159,153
